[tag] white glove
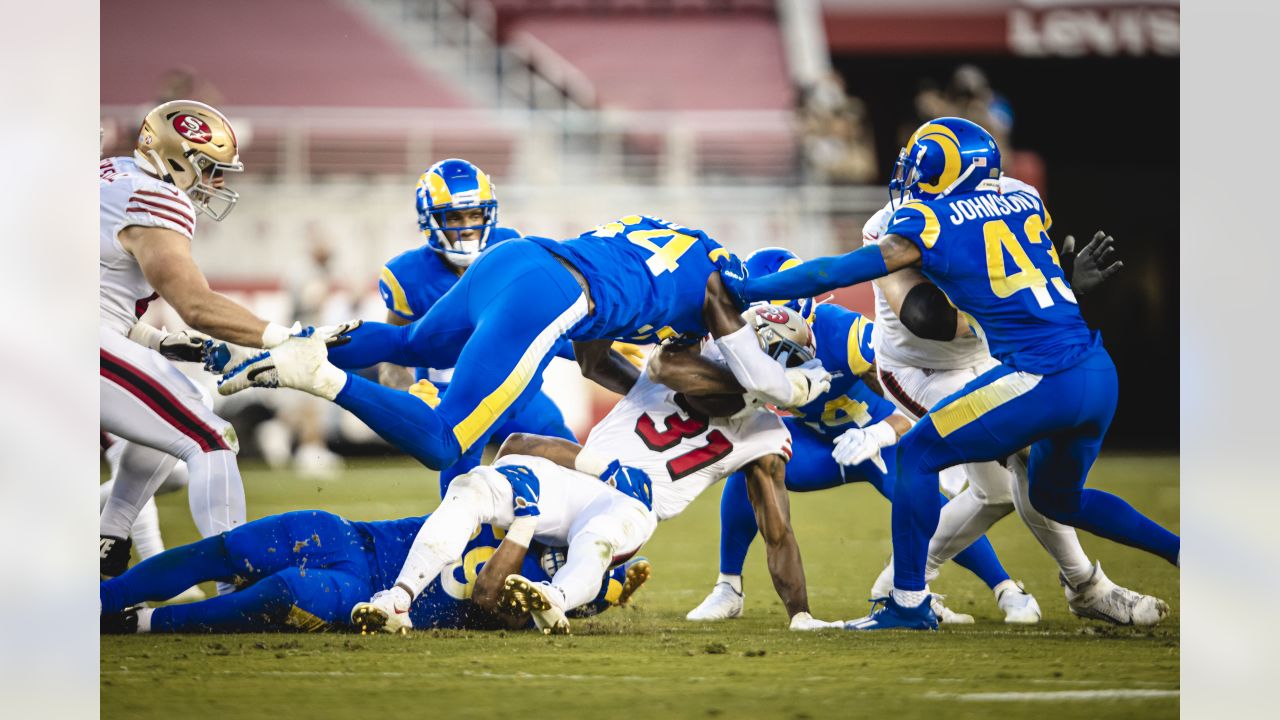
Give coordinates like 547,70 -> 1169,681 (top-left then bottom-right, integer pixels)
784,359 -> 832,408
831,421 -> 898,472
789,611 -> 844,631
203,340 -> 262,375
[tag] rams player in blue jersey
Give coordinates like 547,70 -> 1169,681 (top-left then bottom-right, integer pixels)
220,216 -> 832,481
100,505 -> 650,634
373,159 -> 578,495
671,248 -> 1035,625
722,117 -> 1180,630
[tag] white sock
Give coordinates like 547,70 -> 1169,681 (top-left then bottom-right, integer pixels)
892,588 -> 929,608
100,443 -> 178,539
131,498 -> 166,559
136,607 -> 154,634
186,450 -> 246,537
1009,452 -> 1094,586
717,573 -> 743,594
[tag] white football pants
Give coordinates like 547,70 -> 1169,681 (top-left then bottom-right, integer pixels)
100,328 -> 245,539
394,455 -> 656,612
878,356 -> 1095,587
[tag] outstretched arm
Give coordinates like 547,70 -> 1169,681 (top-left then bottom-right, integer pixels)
735,236 -> 923,307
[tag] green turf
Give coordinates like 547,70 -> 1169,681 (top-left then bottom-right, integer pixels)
101,454 -> 1179,719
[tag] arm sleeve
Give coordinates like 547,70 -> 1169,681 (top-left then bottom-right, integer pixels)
742,245 -> 890,305
714,324 -> 793,407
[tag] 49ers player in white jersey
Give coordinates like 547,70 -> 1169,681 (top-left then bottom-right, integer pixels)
862,175 -> 1168,626
349,308 -> 839,635
99,100 -> 302,581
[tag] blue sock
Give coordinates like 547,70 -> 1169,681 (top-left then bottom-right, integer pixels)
150,574 -> 295,633
101,535 -> 235,613
717,473 -> 756,576
334,374 -> 462,469
328,322 -> 416,369
1057,488 -> 1181,565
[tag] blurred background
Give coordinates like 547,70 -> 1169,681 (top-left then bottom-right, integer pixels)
100,0 -> 1179,474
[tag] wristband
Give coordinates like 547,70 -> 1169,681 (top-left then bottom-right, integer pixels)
505,516 -> 537,547
261,322 -> 292,348
573,448 -> 611,478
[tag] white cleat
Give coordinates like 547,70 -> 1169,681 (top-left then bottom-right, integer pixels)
995,580 -> 1042,624
686,582 -> 744,621
502,575 -> 570,635
869,562 -> 894,600
217,333 -> 345,400
350,590 -> 413,635
930,594 -> 975,625
1062,561 -> 1170,627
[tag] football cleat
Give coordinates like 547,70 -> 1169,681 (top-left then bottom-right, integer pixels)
685,581 -> 744,621
501,575 -> 570,635
350,590 -> 412,635
995,580 -> 1042,624
100,607 -> 139,635
1062,561 -> 1170,627
217,332 -> 346,400
100,535 -> 132,579
930,594 -> 974,625
616,557 -> 652,606
844,595 -> 939,631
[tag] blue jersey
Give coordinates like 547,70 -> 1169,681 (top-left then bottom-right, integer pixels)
525,215 -> 726,343
885,187 -> 1098,375
788,303 -> 897,440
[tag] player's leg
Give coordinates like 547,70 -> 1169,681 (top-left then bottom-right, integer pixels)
1005,451 -> 1094,586
331,243 -> 588,470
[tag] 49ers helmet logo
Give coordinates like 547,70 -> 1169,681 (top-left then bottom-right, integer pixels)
171,114 -> 212,143
754,305 -> 789,324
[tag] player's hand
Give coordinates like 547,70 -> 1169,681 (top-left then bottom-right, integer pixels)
497,465 -> 541,518
785,359 -> 832,407
789,612 -> 844,631
203,340 -> 261,375
831,421 -> 897,472
157,329 -> 210,363
314,319 -> 363,350
715,253 -> 750,310
599,460 -> 654,511
1063,231 -> 1123,297
611,342 -> 647,368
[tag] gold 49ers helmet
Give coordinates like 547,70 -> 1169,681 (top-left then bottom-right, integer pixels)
741,304 -> 816,368
134,100 -> 243,220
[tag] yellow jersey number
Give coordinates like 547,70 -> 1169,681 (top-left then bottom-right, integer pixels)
592,215 -> 701,277
983,215 -> 1076,308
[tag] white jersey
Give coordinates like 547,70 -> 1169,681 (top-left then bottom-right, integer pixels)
99,156 -> 198,336
582,349 -> 792,522
863,176 -> 1042,370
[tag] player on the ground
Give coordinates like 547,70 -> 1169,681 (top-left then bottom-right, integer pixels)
99,100 -> 305,579
375,158 -> 577,495
860,185 -> 1168,626
720,117 -> 1180,630
217,215 -> 833,478
348,308 -> 836,635
682,248 -> 1038,625
100,508 -> 650,634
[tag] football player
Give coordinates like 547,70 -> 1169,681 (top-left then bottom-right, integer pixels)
99,100 -> 305,580
347,307 -> 836,635
217,215 -> 832,479
860,184 -> 1168,626
682,248 -> 1038,625
100,508 -> 650,634
720,117 -> 1180,629
375,159 -> 578,495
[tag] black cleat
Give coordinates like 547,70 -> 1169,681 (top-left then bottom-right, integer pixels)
100,535 -> 132,579
100,607 -> 139,635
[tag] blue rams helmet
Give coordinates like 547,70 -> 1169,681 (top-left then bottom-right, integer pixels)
415,158 -> 499,267
743,247 -> 815,321
889,117 -> 1001,207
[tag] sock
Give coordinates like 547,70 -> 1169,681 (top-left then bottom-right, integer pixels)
136,607 -> 153,634
100,456 -> 174,539
150,575 -> 296,633
100,535 -> 236,613
335,374 -> 462,470
185,450 -> 246,537
130,497 -> 166,559
717,573 -> 743,595
892,588 -> 929,608
716,472 -> 755,576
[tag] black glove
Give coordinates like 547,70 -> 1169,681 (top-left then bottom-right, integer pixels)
157,330 -> 209,363
1062,231 -> 1123,297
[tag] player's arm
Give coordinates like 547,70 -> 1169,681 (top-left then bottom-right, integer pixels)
574,339 -> 642,396
728,236 -> 923,308
376,310 -> 417,390
498,433 -> 583,469
875,269 -> 971,342
646,342 -> 746,417
472,535 -> 534,628
120,225 -> 287,347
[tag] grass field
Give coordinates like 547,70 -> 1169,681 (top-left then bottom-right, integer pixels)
101,454 -> 1179,719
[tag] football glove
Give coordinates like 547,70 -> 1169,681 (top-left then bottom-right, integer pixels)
1063,231 -> 1123,297
599,460 -> 654,511
497,465 -> 541,518
784,359 -> 833,408
831,421 -> 898,472
157,330 -> 210,363
715,252 -> 750,310
611,342 -> 647,368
